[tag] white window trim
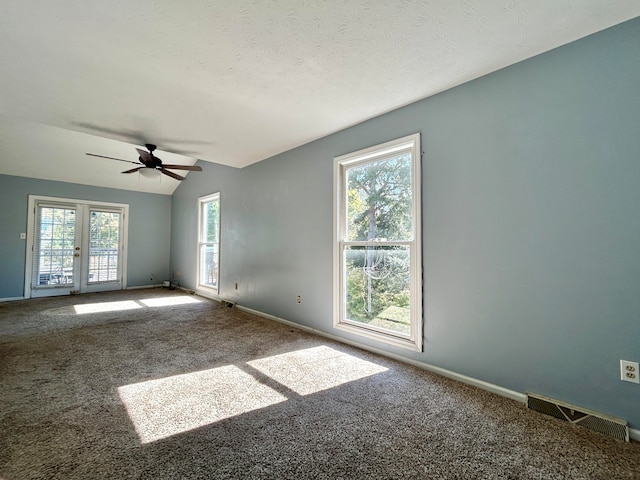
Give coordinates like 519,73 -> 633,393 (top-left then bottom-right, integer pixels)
333,133 -> 422,351
196,192 -> 220,296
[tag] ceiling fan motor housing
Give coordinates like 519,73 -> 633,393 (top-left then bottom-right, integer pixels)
139,155 -> 163,169
138,145 -> 162,168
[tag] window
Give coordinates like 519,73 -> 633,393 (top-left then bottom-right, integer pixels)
334,134 -> 422,351
197,193 -> 220,293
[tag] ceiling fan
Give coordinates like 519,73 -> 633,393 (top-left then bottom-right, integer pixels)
86,144 -> 202,180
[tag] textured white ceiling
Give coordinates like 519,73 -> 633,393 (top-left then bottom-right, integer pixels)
0,117 -> 197,195
0,1 -> 638,194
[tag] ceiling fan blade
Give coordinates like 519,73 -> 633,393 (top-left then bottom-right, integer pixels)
122,167 -> 145,174
136,148 -> 155,166
159,168 -> 185,181
161,164 -> 203,171
86,153 -> 140,165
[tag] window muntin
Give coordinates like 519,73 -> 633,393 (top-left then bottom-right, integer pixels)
334,134 -> 422,351
197,193 -> 220,292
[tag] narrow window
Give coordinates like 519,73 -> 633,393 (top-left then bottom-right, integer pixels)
334,134 -> 422,351
197,193 -> 220,293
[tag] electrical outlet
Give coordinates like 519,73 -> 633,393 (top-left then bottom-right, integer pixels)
296,295 -> 301,304
620,360 -> 639,384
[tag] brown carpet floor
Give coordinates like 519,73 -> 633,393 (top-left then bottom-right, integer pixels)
1,288 -> 639,479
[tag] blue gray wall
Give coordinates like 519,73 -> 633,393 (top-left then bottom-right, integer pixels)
171,18 -> 640,428
0,174 -> 172,298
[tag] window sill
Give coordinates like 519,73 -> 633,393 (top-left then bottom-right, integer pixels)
195,285 -> 219,299
334,321 -> 422,352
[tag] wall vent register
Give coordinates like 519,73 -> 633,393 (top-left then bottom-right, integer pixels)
526,392 -> 629,442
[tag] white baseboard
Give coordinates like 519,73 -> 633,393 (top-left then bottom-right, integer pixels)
2,286 -> 163,299
235,305 -> 526,404
126,284 -> 163,290
0,296 -> 25,303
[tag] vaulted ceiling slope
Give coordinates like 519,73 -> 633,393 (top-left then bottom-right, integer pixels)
0,1 -> 638,194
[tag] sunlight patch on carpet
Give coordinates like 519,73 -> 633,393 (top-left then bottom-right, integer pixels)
138,296 -> 201,307
248,345 -> 388,396
74,300 -> 141,315
118,366 -> 287,443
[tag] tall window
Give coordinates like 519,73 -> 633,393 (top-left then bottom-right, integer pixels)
334,134 -> 422,351
197,193 -> 220,293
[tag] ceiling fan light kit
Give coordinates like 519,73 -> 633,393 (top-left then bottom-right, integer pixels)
86,143 -> 202,181
139,168 -> 161,178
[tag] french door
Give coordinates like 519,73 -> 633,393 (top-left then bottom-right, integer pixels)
25,196 -> 128,298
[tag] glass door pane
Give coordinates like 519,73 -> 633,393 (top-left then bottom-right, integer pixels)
88,210 -> 121,283
32,205 -> 80,296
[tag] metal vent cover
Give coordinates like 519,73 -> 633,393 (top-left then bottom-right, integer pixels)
527,392 -> 629,442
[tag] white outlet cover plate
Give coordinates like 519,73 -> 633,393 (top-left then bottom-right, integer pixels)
620,360 -> 640,384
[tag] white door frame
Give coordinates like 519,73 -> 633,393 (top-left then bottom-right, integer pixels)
24,195 -> 129,298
